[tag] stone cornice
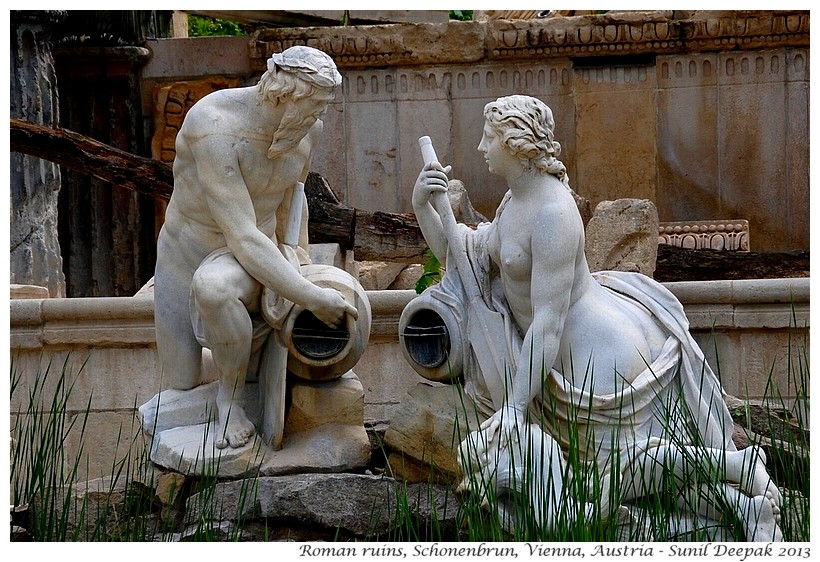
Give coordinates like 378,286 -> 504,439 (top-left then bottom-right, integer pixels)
486,10 -> 809,60
10,278 -> 809,350
249,10 -> 809,71
250,21 -> 485,71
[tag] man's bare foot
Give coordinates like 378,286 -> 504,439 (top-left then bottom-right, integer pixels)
215,403 -> 255,449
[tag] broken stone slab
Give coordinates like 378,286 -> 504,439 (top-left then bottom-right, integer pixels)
154,470 -> 188,526
10,284 -> 50,299
355,261 -> 408,290
383,382 -> 488,482
355,262 -> 425,291
147,421 -> 371,479
183,472 -> 460,539
147,424 -> 268,478
388,264 -> 424,290
447,179 -> 488,225
139,381 -> 239,436
287,374 -> 367,431
185,473 -> 397,536
259,423 -> 371,476
584,198 -> 659,276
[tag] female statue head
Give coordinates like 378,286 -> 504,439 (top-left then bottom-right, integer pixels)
483,95 -> 568,184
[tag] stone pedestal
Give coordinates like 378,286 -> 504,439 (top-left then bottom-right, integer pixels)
139,372 -> 371,478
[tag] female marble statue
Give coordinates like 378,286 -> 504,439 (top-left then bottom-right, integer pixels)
411,95 -> 782,540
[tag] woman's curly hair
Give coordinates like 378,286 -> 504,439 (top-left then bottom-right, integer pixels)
483,95 -> 569,186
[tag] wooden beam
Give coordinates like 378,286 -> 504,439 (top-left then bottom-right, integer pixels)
10,118 -> 431,262
11,117 -> 173,201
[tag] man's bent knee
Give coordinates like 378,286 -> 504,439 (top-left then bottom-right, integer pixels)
192,268 -> 232,309
191,261 -> 260,315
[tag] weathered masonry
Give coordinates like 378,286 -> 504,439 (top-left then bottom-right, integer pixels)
146,10 -> 808,252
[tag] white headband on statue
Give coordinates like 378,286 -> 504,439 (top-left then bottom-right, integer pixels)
268,46 -> 342,89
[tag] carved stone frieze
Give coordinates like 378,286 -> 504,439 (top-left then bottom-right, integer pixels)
659,219 -> 750,251
487,10 -> 809,60
250,22 -> 485,71
340,63 -> 572,104
248,11 -> 809,70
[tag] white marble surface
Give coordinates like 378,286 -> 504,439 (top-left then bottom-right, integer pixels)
408,94 -> 784,541
147,46 -> 368,471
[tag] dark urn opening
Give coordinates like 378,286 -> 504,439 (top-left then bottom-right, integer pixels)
402,309 -> 449,368
291,310 -> 350,360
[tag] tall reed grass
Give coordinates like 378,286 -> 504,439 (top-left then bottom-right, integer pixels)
9,356 -> 262,541
9,324 -> 809,541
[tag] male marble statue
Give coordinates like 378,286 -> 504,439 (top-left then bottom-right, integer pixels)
410,95 -> 782,541
154,46 -> 357,450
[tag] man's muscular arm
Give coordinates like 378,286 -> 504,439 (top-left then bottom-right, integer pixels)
187,128 -> 353,325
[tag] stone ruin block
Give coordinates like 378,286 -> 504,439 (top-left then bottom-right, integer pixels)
584,198 -> 659,276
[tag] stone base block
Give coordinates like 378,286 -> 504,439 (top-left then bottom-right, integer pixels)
384,382 -> 488,483
139,371 -> 370,477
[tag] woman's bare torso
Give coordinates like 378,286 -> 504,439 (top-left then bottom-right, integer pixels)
488,179 -> 663,394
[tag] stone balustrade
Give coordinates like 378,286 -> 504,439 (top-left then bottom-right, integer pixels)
10,277 -> 809,481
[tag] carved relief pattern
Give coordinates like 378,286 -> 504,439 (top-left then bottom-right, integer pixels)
576,65 -> 650,87
658,56 -> 718,86
250,23 -> 484,71
249,11 -> 808,70
341,64 -> 572,103
252,34 -> 411,69
682,12 -> 809,50
488,18 -> 683,58
657,49 -> 809,88
151,77 -> 241,164
659,220 -> 750,251
487,11 -> 809,59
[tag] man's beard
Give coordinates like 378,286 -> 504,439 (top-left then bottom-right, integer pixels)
267,103 -> 318,159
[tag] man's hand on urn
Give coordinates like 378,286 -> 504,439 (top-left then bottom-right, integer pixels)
311,286 -> 358,328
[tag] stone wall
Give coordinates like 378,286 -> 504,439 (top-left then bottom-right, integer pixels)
142,10 -> 809,252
